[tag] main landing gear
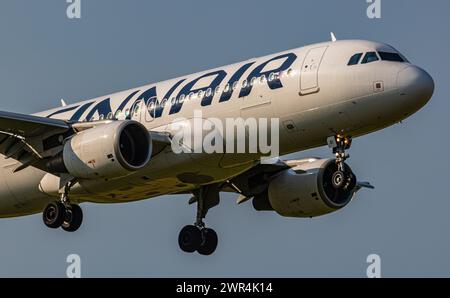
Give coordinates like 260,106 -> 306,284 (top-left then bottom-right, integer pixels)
42,180 -> 83,232
327,135 -> 357,191
178,184 -> 220,255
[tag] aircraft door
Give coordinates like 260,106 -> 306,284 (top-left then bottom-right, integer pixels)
300,46 -> 328,95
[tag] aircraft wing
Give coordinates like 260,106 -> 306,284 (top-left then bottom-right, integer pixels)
0,111 -> 72,172
0,110 -> 170,173
0,111 -> 69,137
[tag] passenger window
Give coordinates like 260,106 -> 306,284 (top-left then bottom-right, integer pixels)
361,52 -> 379,64
232,81 -> 238,90
198,90 -> 204,98
206,88 -> 212,97
179,94 -> 185,103
134,100 -> 141,114
348,53 -> 363,65
260,75 -> 266,83
224,84 -> 230,93
115,110 -> 121,119
378,51 -> 405,62
147,101 -> 155,115
215,86 -> 220,94
268,73 -> 275,82
250,77 -> 257,86
242,80 -> 248,88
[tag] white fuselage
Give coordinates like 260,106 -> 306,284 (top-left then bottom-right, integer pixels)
0,39 -> 434,217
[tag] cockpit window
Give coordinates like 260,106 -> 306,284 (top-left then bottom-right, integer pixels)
361,52 -> 379,64
348,53 -> 363,65
378,51 -> 405,62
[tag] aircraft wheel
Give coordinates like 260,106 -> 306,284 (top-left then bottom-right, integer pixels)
178,225 -> 202,253
332,170 -> 346,189
197,228 -> 218,256
43,201 -> 66,229
62,204 -> 83,232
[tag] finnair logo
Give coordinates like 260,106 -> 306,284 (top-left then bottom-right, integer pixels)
47,53 -> 297,121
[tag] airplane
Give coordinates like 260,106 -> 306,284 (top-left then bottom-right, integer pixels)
0,36 -> 434,255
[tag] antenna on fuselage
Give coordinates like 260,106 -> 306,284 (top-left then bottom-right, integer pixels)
60,99 -> 67,107
330,32 -> 337,42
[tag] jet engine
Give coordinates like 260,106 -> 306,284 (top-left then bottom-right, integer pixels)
47,120 -> 152,179
265,158 -> 356,218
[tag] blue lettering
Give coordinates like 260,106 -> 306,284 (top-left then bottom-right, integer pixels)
69,101 -> 95,121
170,70 -> 227,114
127,87 -> 157,119
117,90 -> 140,113
57,53 -> 297,122
85,98 -> 113,120
219,62 -> 255,102
46,105 -> 80,118
148,79 -> 186,118
239,53 -> 297,97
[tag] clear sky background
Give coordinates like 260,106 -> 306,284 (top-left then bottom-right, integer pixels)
0,0 -> 449,277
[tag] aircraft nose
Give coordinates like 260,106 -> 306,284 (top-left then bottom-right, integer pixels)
397,66 -> 434,110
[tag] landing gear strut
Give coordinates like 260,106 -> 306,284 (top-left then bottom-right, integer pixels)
178,184 -> 219,255
327,135 -> 357,191
42,180 -> 83,232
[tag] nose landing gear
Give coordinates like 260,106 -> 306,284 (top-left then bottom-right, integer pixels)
327,135 -> 357,191
178,184 -> 220,255
42,179 -> 83,232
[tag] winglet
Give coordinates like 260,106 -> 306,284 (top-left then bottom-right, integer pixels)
330,32 -> 337,42
60,99 -> 67,107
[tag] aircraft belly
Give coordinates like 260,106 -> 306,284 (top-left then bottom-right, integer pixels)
74,150 -> 254,203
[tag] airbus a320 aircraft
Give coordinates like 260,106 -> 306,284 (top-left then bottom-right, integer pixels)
0,37 -> 433,255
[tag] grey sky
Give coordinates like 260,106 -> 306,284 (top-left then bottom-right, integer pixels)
0,0 -> 448,277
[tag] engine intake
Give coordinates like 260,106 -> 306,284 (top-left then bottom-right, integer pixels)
48,120 -> 152,179
116,122 -> 151,170
267,158 -> 355,218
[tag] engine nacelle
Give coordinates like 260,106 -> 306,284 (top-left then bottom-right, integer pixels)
267,158 -> 355,218
48,120 -> 152,179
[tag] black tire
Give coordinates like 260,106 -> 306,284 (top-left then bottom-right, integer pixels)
332,171 -> 346,189
178,225 -> 202,253
62,204 -> 83,232
43,201 -> 66,229
197,228 -> 218,256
